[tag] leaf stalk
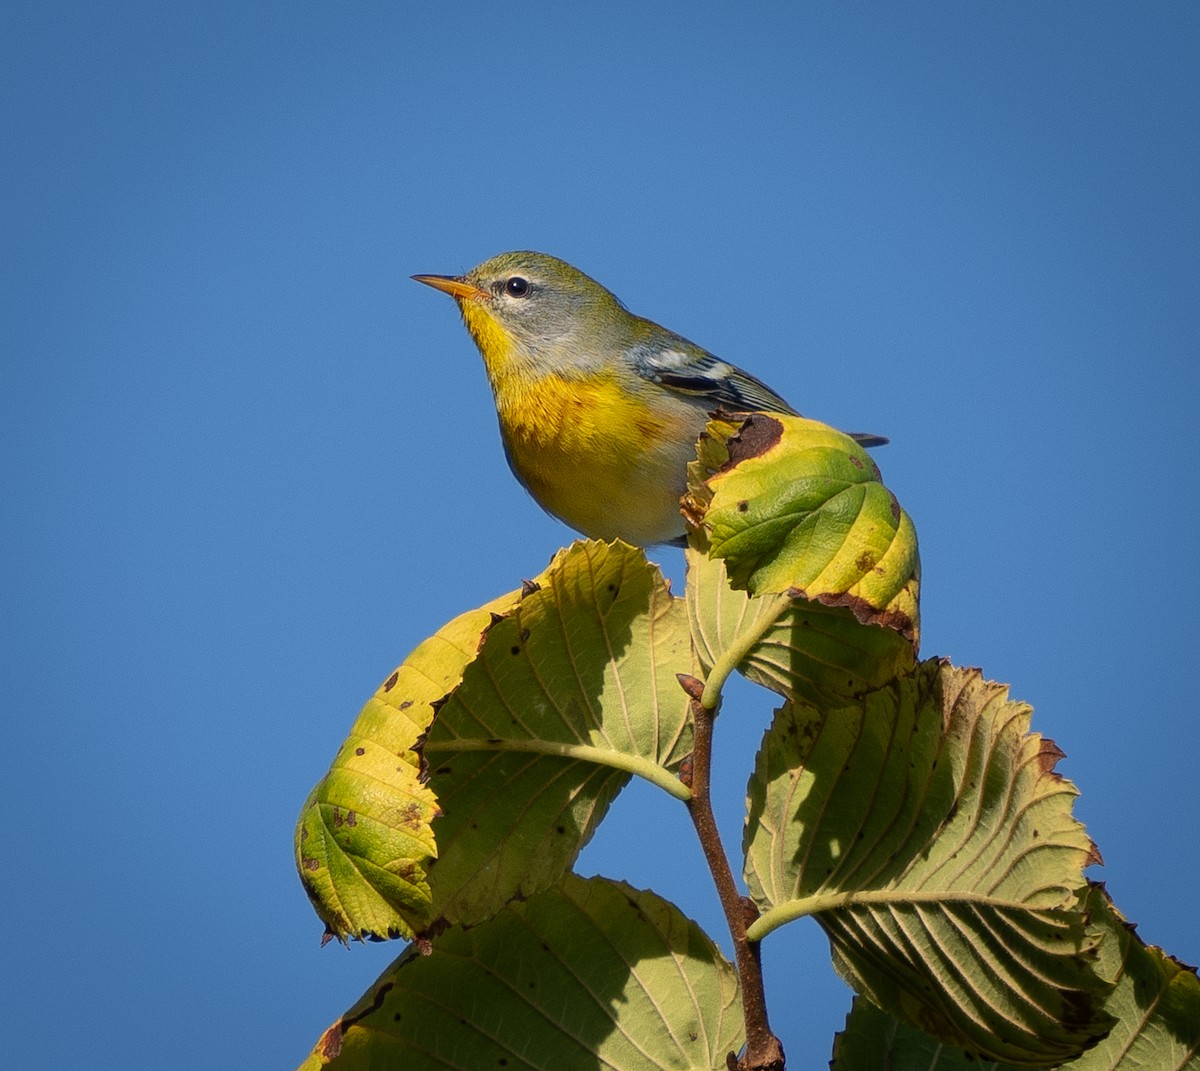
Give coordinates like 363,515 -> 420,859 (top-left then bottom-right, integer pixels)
700,592 -> 793,710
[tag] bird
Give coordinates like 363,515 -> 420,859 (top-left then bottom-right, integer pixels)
412,251 -> 885,547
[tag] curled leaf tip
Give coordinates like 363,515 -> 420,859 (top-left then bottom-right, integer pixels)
686,412 -> 921,648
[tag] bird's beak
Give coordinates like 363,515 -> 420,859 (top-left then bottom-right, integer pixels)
411,274 -> 489,302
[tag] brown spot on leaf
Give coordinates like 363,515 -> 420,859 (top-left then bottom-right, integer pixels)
889,491 -> 901,521
400,700 -> 412,710
848,454 -> 863,469
355,746 -> 365,756
345,810 -> 357,827
520,577 -> 541,598
302,855 -> 320,871
737,500 -> 749,512
319,1022 -> 344,1059
725,413 -> 784,467
855,551 -> 877,573
1036,737 -> 1067,777
383,671 -> 399,692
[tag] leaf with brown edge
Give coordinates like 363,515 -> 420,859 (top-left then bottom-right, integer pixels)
417,539 -> 695,931
685,545 -> 915,707
294,586 -> 525,943
684,412 -> 920,646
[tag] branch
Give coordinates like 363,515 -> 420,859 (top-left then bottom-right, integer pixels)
678,674 -> 785,1071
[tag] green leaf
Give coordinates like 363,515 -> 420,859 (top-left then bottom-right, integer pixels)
297,875 -> 744,1071
832,890 -> 1200,1070
421,540 -> 695,928
1055,886 -> 1200,1070
833,996 -> 1025,1070
295,586 -> 526,943
685,412 -> 919,644
685,546 -> 915,707
744,661 -> 1114,1066
297,542 -> 695,943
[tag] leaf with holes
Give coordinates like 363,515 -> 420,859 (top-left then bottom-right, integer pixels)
685,546 -> 915,707
684,412 -> 919,645
420,539 -> 694,929
297,874 -> 743,1071
295,586 -> 525,942
744,661 -> 1114,1066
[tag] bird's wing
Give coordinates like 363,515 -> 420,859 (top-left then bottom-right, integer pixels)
632,341 -> 888,447
631,343 -> 798,415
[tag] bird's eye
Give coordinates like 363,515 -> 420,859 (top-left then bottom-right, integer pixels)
504,276 -> 530,297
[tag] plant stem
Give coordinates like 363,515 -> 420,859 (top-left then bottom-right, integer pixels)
678,675 -> 785,1071
700,593 -> 791,711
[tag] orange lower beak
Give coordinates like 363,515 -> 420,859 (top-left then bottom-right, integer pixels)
411,274 -> 489,302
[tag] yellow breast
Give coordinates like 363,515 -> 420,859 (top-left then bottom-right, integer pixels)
492,370 -> 699,544
457,296 -> 702,544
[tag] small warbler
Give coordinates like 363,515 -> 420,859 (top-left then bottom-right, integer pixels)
413,252 -> 885,546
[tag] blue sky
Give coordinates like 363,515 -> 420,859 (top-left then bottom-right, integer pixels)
3,4 -> 1198,1068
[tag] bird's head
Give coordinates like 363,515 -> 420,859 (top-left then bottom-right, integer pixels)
413,251 -> 633,377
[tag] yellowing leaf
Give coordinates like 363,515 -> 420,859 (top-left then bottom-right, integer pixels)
295,587 -> 524,942
420,539 -> 695,928
296,541 -> 697,943
686,413 -> 919,645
